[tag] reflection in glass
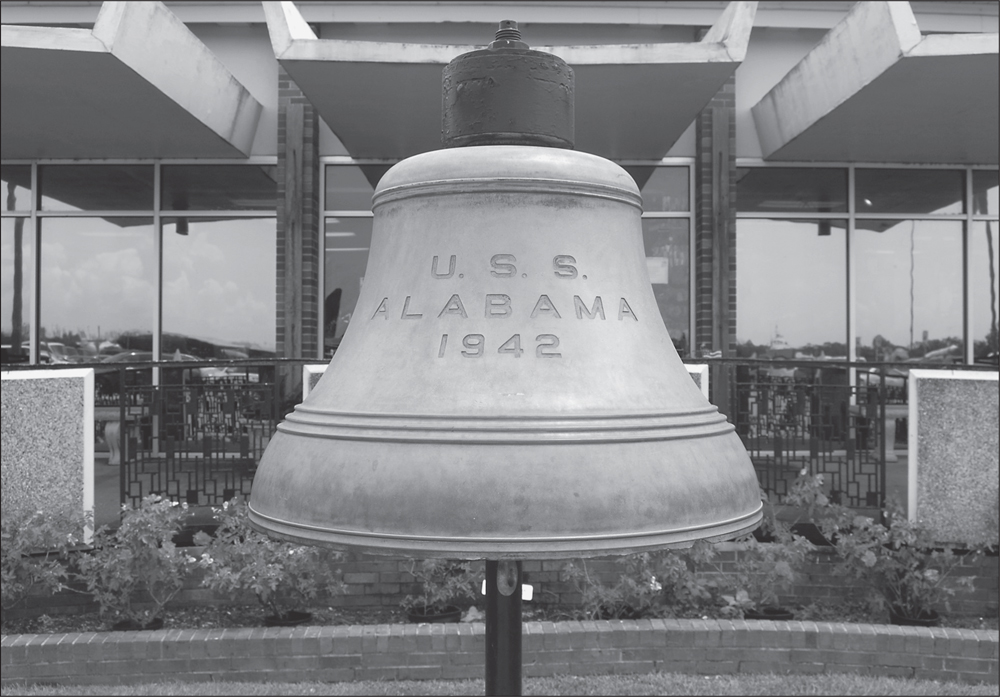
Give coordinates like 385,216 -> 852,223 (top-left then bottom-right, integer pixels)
736,167 -> 847,213
325,165 -> 393,210
855,169 -> 964,215
642,218 -> 689,353
324,217 -> 373,354
40,218 -> 154,357
161,166 -> 277,211
2,165 -> 32,211
736,219 -> 847,356
855,220 -> 963,362
39,165 -> 154,211
1,218 -> 33,359
622,167 -> 689,212
973,170 -> 999,217
972,221 -> 999,362
162,218 -> 276,356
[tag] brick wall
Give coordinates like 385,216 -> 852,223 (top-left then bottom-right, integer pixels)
276,66 -> 320,361
3,620 -> 996,687
694,73 -> 737,360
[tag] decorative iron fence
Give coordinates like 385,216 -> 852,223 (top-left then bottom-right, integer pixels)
4,356 -> 994,516
693,358 -> 995,510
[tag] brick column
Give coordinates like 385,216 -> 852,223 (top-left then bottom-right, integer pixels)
276,66 -> 320,398
695,74 -> 737,416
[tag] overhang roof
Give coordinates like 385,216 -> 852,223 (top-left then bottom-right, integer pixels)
1,1 -> 262,160
263,1 -> 757,160
752,1 -> 999,165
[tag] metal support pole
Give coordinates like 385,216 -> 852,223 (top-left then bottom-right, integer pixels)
485,559 -> 522,696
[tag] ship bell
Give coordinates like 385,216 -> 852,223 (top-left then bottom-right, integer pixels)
248,21 -> 762,561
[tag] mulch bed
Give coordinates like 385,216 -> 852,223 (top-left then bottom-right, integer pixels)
3,601 -> 995,635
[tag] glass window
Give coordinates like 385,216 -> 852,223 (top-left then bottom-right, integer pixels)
973,170 -> 999,216
2,165 -> 31,211
39,218 -> 155,358
736,168 -> 847,213
39,165 -> 154,212
736,219 -> 847,357
161,165 -> 277,211
855,220 -> 963,362
323,217 -> 373,354
642,218 -> 689,352
1,217 -> 33,359
856,169 -> 964,215
162,217 -> 276,356
971,220 -> 999,363
623,166 -> 689,212
325,164 -> 393,210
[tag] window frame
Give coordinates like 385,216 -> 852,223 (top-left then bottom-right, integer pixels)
735,160 -> 1000,367
0,157 -> 278,366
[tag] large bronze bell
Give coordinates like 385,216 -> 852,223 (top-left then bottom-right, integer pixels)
248,22 -> 762,562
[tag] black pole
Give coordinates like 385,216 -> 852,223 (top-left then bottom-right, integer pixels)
485,559 -> 522,696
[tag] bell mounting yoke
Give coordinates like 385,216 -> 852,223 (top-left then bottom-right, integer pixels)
442,20 -> 575,149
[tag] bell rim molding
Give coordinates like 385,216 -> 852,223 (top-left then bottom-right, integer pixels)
276,406 -> 738,444
246,503 -> 764,560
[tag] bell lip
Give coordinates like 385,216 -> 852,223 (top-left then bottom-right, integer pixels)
246,501 -> 763,561
373,145 -> 640,207
277,406 -> 736,444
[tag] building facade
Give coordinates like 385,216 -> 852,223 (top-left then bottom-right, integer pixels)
2,1 -> 997,373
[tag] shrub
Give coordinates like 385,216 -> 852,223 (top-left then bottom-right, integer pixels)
195,497 -> 346,620
400,559 -> 479,616
821,498 -> 985,621
1,508 -> 90,615
562,542 -> 723,620
75,494 -> 197,627
719,530 -> 814,617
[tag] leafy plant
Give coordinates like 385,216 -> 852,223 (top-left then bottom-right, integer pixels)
719,528 -> 814,617
563,542 -> 723,620
1,508 -> 90,615
194,497 -> 345,620
400,559 -> 478,616
75,495 -> 197,627
821,498 -> 984,621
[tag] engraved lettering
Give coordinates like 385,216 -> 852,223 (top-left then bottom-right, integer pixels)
462,334 -> 484,357
530,294 -> 561,319
490,254 -> 517,278
371,298 -> 389,320
485,294 -> 512,318
401,296 -> 422,319
438,334 -> 448,358
438,294 -> 468,318
553,255 -> 578,278
431,255 -> 456,279
573,295 -> 605,320
536,334 -> 561,358
618,298 -> 638,321
498,334 -> 523,358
